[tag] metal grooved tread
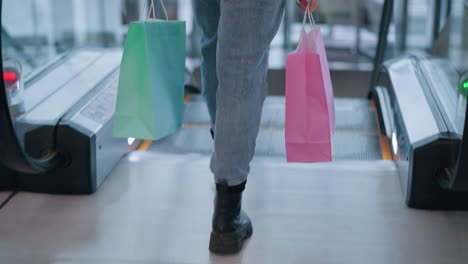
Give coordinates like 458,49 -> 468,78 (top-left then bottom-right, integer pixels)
151,96 -> 382,160
184,96 -> 378,132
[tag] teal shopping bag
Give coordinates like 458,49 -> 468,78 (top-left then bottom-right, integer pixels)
113,5 -> 186,141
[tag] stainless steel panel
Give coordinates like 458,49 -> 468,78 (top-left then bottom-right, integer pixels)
387,58 -> 440,145
23,51 -> 102,113
420,58 -> 466,135
19,50 -> 121,125
93,120 -> 129,189
71,74 -> 119,134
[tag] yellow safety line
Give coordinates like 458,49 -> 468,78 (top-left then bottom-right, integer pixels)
379,134 -> 393,160
136,95 -> 192,151
138,140 -> 153,151
370,100 -> 393,160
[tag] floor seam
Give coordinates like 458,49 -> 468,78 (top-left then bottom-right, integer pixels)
0,191 -> 18,211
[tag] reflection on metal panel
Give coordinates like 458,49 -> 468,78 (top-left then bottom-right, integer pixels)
387,58 -> 440,144
19,50 -> 121,125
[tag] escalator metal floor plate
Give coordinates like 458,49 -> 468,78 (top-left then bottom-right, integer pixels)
183,96 -> 378,132
152,96 -> 382,161
152,128 -> 381,160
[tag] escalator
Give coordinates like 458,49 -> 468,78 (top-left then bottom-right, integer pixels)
1,0 -> 468,211
373,54 -> 468,209
0,49 -> 129,193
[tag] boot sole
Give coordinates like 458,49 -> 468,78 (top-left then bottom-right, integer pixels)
209,221 -> 253,254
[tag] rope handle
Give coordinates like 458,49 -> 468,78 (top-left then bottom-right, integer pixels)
141,0 -> 168,21
301,1 -> 319,35
296,0 -> 320,51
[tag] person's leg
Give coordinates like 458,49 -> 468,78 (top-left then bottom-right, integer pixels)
192,0 -> 220,129
212,0 -> 286,186
209,0 -> 286,254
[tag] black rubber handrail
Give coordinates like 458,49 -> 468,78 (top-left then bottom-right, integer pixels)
368,0 -> 393,98
0,0 -> 60,174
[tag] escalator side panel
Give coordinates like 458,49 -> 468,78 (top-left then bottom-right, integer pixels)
92,120 -> 128,189
22,51 -> 102,116
408,140 -> 468,209
19,51 -> 121,126
14,120 -> 127,195
11,65 -> 128,194
450,101 -> 468,191
67,73 -> 128,190
386,57 -> 441,144
376,56 -> 468,209
24,126 -> 55,159
16,126 -> 93,194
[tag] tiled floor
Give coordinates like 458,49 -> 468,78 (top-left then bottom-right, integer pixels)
1,151 -> 467,263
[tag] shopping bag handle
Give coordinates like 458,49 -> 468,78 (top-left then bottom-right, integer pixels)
300,1 -> 319,35
141,0 -> 169,21
295,1 -> 320,51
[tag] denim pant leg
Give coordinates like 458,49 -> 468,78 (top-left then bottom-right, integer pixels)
211,0 -> 286,186
193,0 -> 220,129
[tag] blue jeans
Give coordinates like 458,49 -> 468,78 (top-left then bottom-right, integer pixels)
193,0 -> 286,186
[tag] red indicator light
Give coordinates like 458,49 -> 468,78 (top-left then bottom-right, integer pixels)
3,72 -> 18,92
3,72 -> 18,82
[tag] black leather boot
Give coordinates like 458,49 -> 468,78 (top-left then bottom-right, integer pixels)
209,182 -> 253,254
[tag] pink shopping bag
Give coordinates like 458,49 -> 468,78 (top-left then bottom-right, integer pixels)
285,11 -> 335,163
